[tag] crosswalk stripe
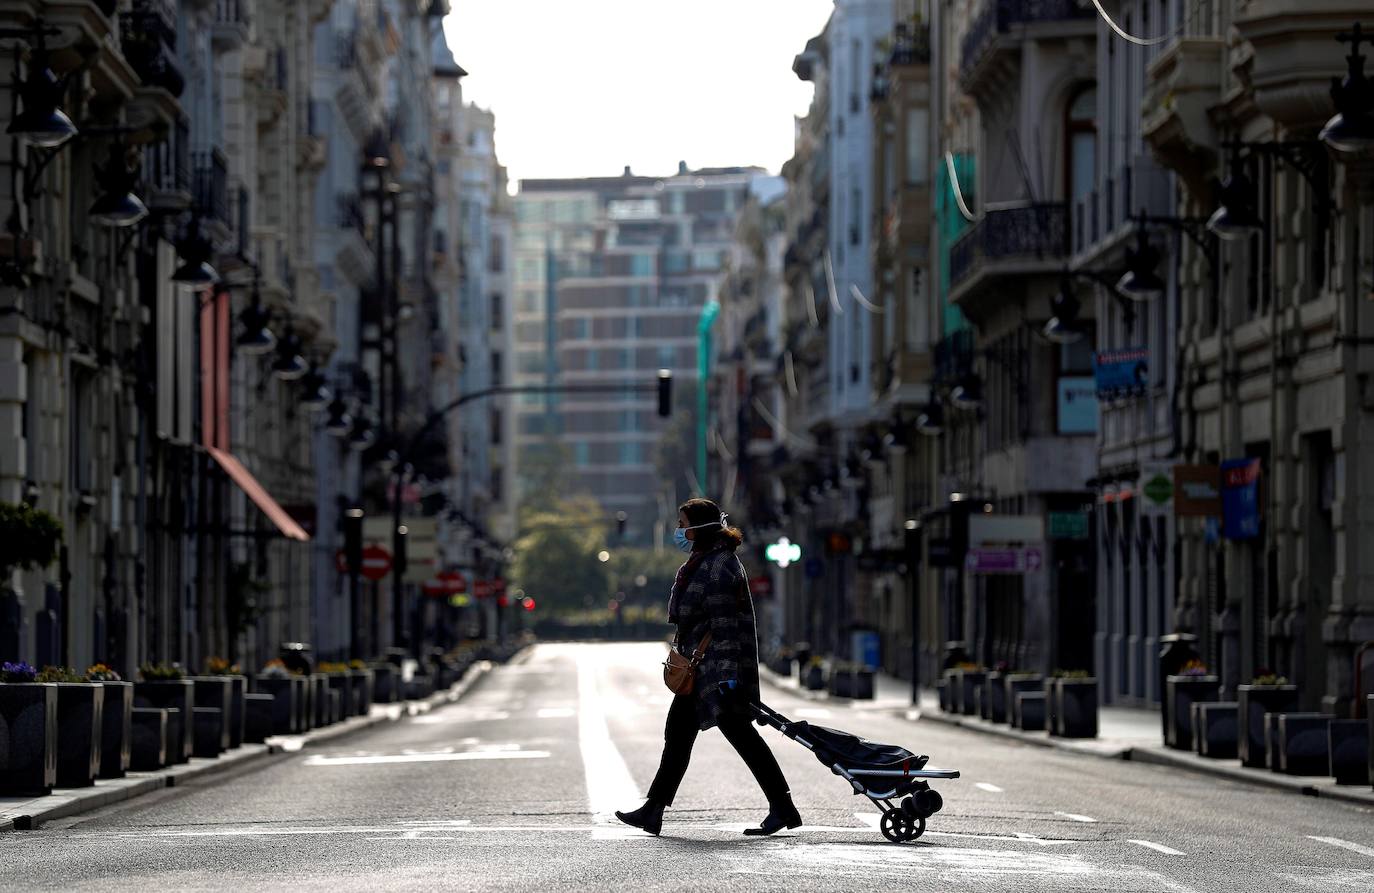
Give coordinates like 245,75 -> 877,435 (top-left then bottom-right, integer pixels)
1309,836 -> 1374,858
1129,839 -> 1185,856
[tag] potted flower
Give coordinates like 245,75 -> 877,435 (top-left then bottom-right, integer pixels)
319,662 -> 354,724
0,660 -> 57,795
1165,659 -> 1219,751
136,662 -> 194,764
349,659 -> 374,716
38,665 -> 105,786
1238,670 -> 1298,768
803,656 -> 826,691
1049,670 -> 1098,738
87,663 -> 132,779
253,658 -> 301,735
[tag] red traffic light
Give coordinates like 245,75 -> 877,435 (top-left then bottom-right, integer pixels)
522,597 -> 536,612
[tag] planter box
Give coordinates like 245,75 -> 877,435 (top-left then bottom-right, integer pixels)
253,677 -> 300,734
405,674 -> 435,701
959,671 -> 986,717
980,672 -> 1004,722
853,670 -> 875,700
55,682 -> 105,787
1192,701 -> 1239,759
0,682 -> 58,795
1368,695 -> 1373,791
372,665 -> 399,703
135,679 -> 195,763
829,670 -> 854,699
311,674 -> 330,727
1237,684 -> 1299,768
98,681 -> 133,779
329,690 -> 342,723
350,669 -> 374,716
1165,676 -> 1220,750
1006,675 -> 1043,727
227,676 -> 246,748
327,673 -> 353,720
192,707 -> 225,758
1275,713 -> 1334,776
1329,719 -> 1369,785
1015,691 -> 1046,732
1050,678 -> 1098,739
803,665 -> 825,691
244,693 -> 274,744
936,680 -> 950,712
129,707 -> 168,770
942,669 -> 962,713
191,677 -> 234,754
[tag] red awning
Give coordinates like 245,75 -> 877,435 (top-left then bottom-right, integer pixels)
207,447 -> 311,542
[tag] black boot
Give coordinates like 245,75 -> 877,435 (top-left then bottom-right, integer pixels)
614,799 -> 664,836
743,797 -> 802,836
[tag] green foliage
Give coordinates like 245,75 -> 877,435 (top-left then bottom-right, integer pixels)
36,665 -> 85,683
1251,671 -> 1290,686
1051,669 -> 1094,680
0,501 -> 64,579
511,494 -> 611,615
139,662 -> 185,681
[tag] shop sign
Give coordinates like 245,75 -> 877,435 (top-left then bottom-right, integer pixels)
1047,511 -> 1088,540
1092,347 -> 1149,398
1221,458 -> 1262,540
1057,376 -> 1098,434
1139,462 -> 1174,516
1173,464 -> 1222,517
965,546 -> 1044,574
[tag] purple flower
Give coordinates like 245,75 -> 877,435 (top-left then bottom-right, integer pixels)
2,660 -> 38,682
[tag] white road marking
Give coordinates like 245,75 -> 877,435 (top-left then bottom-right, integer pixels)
854,814 -> 1071,847
537,707 -> 576,718
975,782 -> 1004,793
1055,811 -> 1097,823
795,708 -> 832,719
576,652 -> 641,825
1310,836 -> 1374,858
302,750 -> 549,766
1128,839 -> 1185,856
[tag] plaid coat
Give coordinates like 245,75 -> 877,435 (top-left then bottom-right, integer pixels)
672,545 -> 760,731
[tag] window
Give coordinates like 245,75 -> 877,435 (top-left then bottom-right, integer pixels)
630,254 -> 654,277
490,350 -> 503,386
490,293 -> 504,331
1065,85 -> 1096,206
850,187 -> 862,245
490,409 -> 503,446
488,234 -> 505,273
905,108 -> 929,185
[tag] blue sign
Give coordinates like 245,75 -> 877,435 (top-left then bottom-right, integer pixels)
1221,458 -> 1262,540
1092,348 -> 1149,398
803,558 -> 824,580
1057,376 -> 1098,434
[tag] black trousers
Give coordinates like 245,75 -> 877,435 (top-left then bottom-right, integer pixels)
645,694 -> 791,807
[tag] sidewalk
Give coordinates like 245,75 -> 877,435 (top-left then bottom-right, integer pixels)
0,659 -> 497,833
760,665 -> 1374,809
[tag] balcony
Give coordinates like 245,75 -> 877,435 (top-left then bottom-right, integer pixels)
889,22 -> 932,67
193,149 -> 230,228
144,117 -> 192,212
119,1 -> 183,98
960,0 -> 1094,97
1233,0 -> 1364,129
1141,31 -> 1225,200
212,0 -> 250,50
1072,155 -> 1174,257
948,202 -> 1067,318
256,45 -> 289,128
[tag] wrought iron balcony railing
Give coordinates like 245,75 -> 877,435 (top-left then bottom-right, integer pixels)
948,202 -> 1068,291
216,0 -> 246,25
192,150 -> 230,226
144,117 -> 191,196
890,23 -> 932,66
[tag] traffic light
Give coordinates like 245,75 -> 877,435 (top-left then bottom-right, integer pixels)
522,596 -> 536,612
343,508 -> 363,575
393,523 -> 408,577
657,369 -> 672,417
616,511 -> 627,539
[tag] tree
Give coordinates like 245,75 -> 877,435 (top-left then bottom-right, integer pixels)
510,494 -> 610,615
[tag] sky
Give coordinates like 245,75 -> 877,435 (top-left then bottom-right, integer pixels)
442,0 -> 836,189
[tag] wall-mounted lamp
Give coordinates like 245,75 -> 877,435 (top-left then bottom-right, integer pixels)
5,35 -> 76,149
171,216 -> 218,289
1321,23 -> 1374,157
271,329 -> 308,381
88,143 -> 148,228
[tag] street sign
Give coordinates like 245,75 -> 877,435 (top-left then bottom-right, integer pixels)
360,545 -> 392,582
473,579 -> 494,599
1174,464 -> 1222,516
765,537 -> 802,568
422,570 -> 468,597
749,575 -> 773,597
1047,511 -> 1088,540
965,546 -> 1044,574
1092,347 -> 1149,398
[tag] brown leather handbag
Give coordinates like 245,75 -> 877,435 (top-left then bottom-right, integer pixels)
663,631 -> 712,696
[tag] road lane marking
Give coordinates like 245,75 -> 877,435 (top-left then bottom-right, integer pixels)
975,782 -> 1004,793
302,750 -> 549,766
795,708 -> 832,719
1128,839 -> 1185,856
537,707 -> 576,718
1309,836 -> 1374,858
1055,811 -> 1097,823
576,652 -> 641,824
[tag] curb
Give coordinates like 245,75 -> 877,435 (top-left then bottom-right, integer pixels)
905,707 -> 1136,760
0,660 -> 500,832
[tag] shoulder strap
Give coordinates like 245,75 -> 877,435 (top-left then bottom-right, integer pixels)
691,631 -> 713,661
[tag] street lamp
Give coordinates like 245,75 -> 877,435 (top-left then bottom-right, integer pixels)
171,216 -> 218,289
948,376 -> 983,413
1206,158 -> 1263,242
916,400 -> 944,437
88,143 -> 149,228
271,329 -> 309,381
299,366 -> 333,411
5,40 -> 76,149
1114,229 -> 1165,301
1321,23 -> 1374,156
1042,281 -> 1085,344
325,397 -> 353,437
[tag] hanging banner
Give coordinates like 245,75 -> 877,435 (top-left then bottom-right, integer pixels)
1057,376 -> 1099,434
1173,464 -> 1221,517
1221,458 -> 1262,540
1092,347 -> 1149,398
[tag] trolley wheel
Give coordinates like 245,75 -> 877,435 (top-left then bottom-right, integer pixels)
901,796 -> 919,818
904,815 -> 927,840
880,809 -> 913,844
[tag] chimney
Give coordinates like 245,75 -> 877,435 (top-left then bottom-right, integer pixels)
678,160 -> 689,176
623,165 -> 633,177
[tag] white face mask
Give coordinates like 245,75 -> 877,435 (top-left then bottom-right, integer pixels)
674,514 -> 729,552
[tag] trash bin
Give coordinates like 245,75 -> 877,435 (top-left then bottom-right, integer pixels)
1158,633 -> 1200,739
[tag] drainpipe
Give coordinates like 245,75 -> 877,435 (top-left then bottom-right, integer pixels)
697,299 -> 720,495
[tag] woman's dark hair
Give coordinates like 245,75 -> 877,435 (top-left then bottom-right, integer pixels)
679,497 -> 744,551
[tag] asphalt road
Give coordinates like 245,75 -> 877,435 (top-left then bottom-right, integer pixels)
4,642 -> 1373,892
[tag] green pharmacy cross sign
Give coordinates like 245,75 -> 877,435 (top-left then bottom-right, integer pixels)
765,537 -> 802,569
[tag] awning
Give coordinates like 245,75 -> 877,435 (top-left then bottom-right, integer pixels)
207,447 -> 311,542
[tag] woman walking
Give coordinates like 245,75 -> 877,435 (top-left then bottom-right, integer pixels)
615,498 -> 802,837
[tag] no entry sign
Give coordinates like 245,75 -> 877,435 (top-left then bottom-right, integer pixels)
360,545 -> 393,581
